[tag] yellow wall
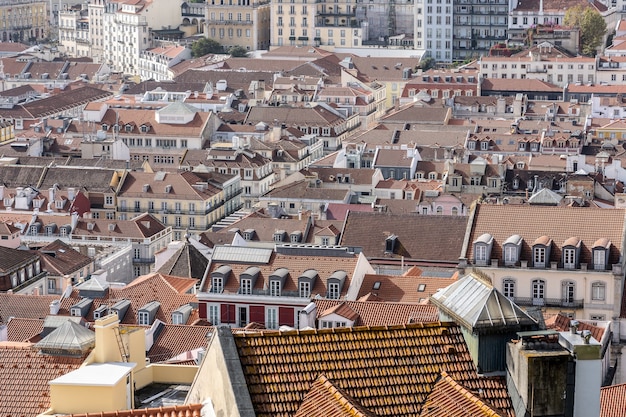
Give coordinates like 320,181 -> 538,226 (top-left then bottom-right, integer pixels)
49,382 -> 127,415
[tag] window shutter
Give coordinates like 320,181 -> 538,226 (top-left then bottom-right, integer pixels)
221,304 -> 236,323
198,302 -> 207,319
279,307 -> 294,327
250,305 -> 265,324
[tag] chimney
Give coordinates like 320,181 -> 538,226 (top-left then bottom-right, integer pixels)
48,187 -> 55,204
0,185 -> 5,200
71,211 -> 79,231
68,187 -> 76,201
50,299 -> 60,315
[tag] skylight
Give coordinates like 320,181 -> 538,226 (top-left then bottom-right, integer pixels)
417,284 -> 426,292
373,281 -> 381,290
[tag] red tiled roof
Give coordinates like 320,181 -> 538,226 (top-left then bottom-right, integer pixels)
6,317 -> 44,342
0,293 -> 63,323
358,272 -> 457,303
314,299 -> 439,325
544,313 -> 605,342
0,342 -> 85,417
147,324 -> 212,363
295,375 -> 377,417
419,371 -> 506,417
233,322 -> 513,417
601,383 -> 626,417
60,404 -> 203,417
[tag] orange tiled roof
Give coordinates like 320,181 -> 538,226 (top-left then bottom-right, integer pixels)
0,293 -> 62,323
6,317 -> 44,342
544,313 -> 605,342
601,383 -> 626,417
147,324 -> 212,363
60,404 -> 203,417
466,204 -> 626,266
358,272 -> 457,303
295,375 -> 377,417
419,371 -> 506,417
233,322 -> 513,417
314,299 -> 439,325
0,342 -> 85,417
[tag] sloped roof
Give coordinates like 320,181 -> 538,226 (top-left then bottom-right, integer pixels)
58,404 -> 203,417
419,371 -> 506,417
157,240 -> 209,280
6,317 -> 44,342
147,324 -> 212,363
0,293 -> 62,324
232,322 -> 513,417
0,342 -> 84,416
600,383 -> 626,417
314,299 -> 438,325
430,272 -> 537,330
527,187 -> 563,205
340,211 -> 467,265
295,375 -> 377,417
357,271 -> 457,303
545,313 -> 605,342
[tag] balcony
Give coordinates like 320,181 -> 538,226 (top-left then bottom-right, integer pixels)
513,297 -> 584,309
133,257 -> 155,264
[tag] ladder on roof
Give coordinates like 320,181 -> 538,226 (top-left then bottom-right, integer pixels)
113,326 -> 129,362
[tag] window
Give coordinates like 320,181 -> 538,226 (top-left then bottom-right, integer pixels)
211,277 -> 223,293
475,245 -> 487,262
504,246 -> 517,264
299,281 -> 311,298
208,304 -> 219,325
241,278 -> 252,295
138,311 -> 150,325
105,196 -> 113,205
532,279 -> 545,305
321,237 -> 330,245
592,282 -> 606,301
327,282 -> 340,299
503,279 -> 515,299
533,247 -> 546,268
48,278 -> 56,291
593,249 -> 606,270
563,248 -> 576,269
266,307 -> 278,329
172,313 -> 184,325
562,281 -> 575,303
270,280 -> 281,296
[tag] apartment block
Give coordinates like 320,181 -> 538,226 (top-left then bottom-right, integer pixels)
206,0 -> 271,51
0,0 -> 48,44
415,0 -> 453,62
453,0 -> 508,61
59,5 -> 90,58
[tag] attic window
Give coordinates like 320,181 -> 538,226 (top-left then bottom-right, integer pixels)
385,234 -> 397,253
417,284 -> 426,292
101,123 -> 108,131
140,124 -> 149,133
125,124 -> 133,132
373,281 -> 381,290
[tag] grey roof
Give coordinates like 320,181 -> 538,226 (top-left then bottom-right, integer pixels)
76,278 -> 110,292
158,101 -> 198,115
430,271 -> 537,330
157,241 -> 209,280
211,245 -> 273,264
528,187 -> 563,205
34,320 -> 95,355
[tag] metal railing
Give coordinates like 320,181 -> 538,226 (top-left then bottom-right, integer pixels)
513,297 -> 584,309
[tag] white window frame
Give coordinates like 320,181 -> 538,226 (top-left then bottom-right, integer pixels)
212,277 -> 224,293
266,307 -> 278,329
475,245 -> 487,262
563,248 -> 576,269
172,313 -> 183,325
328,282 -> 340,299
138,311 -> 150,325
532,279 -> 545,305
591,282 -> 606,301
241,278 -> 252,295
562,281 -> 575,303
593,249 -> 606,270
299,281 -> 311,298
208,304 -> 220,325
503,279 -> 515,299
270,280 -> 281,297
533,247 -> 546,268
504,246 -> 516,264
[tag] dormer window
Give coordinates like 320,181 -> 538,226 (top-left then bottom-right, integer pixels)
55,199 -> 64,209
503,234 -> 522,266
239,266 -> 259,295
269,268 -> 288,297
532,236 -> 552,268
473,233 -> 493,266
592,238 -> 611,270
138,301 -> 160,325
125,124 -> 133,132
273,230 -> 285,242
327,270 -> 346,299
290,231 -> 302,243
298,269 -> 317,298
243,229 -> 255,240
385,234 -> 397,253
101,123 -> 109,131
210,265 -> 231,293
140,124 -> 149,133
562,237 -> 581,269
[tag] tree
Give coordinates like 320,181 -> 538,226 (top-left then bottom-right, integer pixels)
564,5 -> 607,56
191,38 -> 223,57
229,45 -> 249,57
418,57 -> 436,71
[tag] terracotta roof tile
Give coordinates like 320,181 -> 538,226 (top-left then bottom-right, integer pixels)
466,204 -> 626,266
0,293 -> 62,324
358,271 -> 457,304
6,317 -> 44,342
601,383 -> 626,417
314,299 -> 439,325
295,375 -> 377,417
233,322 -> 513,417
0,342 -> 84,416
419,371 -> 506,417
59,404 -> 203,417
544,313 -> 605,342
147,324 -> 212,363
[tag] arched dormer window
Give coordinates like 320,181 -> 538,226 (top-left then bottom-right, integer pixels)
503,234 -> 523,266
327,270 -> 347,299
592,238 -> 611,271
210,265 -> 232,293
298,269 -> 317,298
239,266 -> 260,295
532,236 -> 552,268
473,233 -> 493,266
269,268 -> 289,297
562,237 -> 581,270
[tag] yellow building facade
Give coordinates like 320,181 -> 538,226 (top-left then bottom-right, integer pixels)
206,0 -> 272,51
0,0 -> 48,43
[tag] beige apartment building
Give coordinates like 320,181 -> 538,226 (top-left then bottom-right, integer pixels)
0,0 -> 48,43
269,0 -> 364,48
205,0 -> 271,51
